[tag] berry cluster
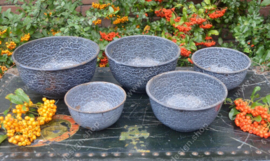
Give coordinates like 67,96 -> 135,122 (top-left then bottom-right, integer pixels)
37,98 -> 57,124
113,16 -> 129,25
180,47 -> 192,57
208,8 -> 227,19
93,19 -> 102,25
0,98 -> 57,146
6,41 -> 16,50
195,36 -> 216,47
234,99 -> 270,138
99,31 -> 121,41
200,24 -> 213,29
155,8 -> 174,22
92,2 -> 110,10
0,29 -> 7,35
1,49 -> 12,56
51,29 -> 60,36
99,54 -> 108,67
20,33 -> 30,42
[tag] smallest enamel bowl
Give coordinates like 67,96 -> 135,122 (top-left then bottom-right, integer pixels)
64,82 -> 126,131
192,47 -> 251,90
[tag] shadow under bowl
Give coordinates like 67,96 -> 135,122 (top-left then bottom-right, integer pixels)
105,35 -> 180,93
12,36 -> 99,98
146,71 -> 228,132
64,81 -> 126,131
192,47 -> 251,90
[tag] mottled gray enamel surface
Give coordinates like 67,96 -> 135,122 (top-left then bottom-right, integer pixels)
12,36 -> 99,98
105,35 -> 180,93
65,82 -> 126,131
146,71 -> 227,132
192,47 -> 251,90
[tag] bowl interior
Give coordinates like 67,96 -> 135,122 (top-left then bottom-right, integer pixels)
65,82 -> 126,113
192,48 -> 250,73
106,36 -> 179,66
13,37 -> 99,70
147,71 -> 227,110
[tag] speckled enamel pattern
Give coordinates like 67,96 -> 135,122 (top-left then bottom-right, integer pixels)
64,82 -> 126,131
146,71 -> 227,132
12,36 -> 99,98
192,47 -> 251,90
105,35 -> 180,93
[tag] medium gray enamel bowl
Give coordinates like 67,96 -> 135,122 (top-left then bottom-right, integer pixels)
12,36 -> 99,98
105,35 -> 180,93
64,82 -> 126,131
192,47 -> 251,90
146,71 -> 228,132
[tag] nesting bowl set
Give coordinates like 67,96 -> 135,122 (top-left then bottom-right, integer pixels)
12,35 -> 251,132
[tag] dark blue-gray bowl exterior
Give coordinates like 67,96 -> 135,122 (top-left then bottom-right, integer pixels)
146,71 -> 228,132
192,47 -> 251,90
64,82 -> 126,131
12,36 -> 99,98
105,35 -> 180,93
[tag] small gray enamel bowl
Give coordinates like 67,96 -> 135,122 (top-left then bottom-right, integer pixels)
192,47 -> 251,90
105,35 -> 180,93
146,71 -> 228,132
12,36 -> 99,98
64,82 -> 126,131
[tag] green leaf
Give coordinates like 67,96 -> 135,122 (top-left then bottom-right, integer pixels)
0,55 -> 7,62
251,86 -> 261,102
253,115 -> 262,122
263,94 -> 270,105
170,13 -> 176,25
3,109 -> 9,116
207,30 -> 219,36
29,108 -> 36,112
36,102 -> 43,106
109,6 -> 114,13
175,4 -> 183,8
224,98 -> 233,104
204,0 -> 211,5
22,105 -> 26,111
229,108 -> 240,120
218,37 -> 223,45
261,0 -> 270,6
0,135 -> 7,144
15,88 -> 29,104
28,114 -> 35,118
251,102 -> 264,108
5,94 -> 23,105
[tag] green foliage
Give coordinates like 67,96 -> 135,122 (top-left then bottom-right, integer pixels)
218,0 -> 270,65
5,88 -> 29,105
227,86 -> 270,120
0,135 -> 7,144
0,0 -> 228,69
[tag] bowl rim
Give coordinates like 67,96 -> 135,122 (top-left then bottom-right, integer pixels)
146,70 -> 228,111
12,36 -> 100,71
191,47 -> 251,74
64,81 -> 127,114
105,35 -> 180,68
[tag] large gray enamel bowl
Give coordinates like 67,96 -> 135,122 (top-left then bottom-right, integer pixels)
146,71 -> 228,132
192,47 -> 251,90
64,82 -> 126,131
12,36 -> 99,98
105,35 -> 180,93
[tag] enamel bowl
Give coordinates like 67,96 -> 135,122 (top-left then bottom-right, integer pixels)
105,35 -> 180,93
12,36 -> 99,98
64,82 -> 126,131
192,47 -> 251,90
146,71 -> 228,132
